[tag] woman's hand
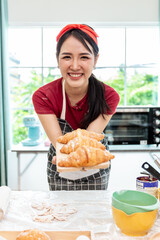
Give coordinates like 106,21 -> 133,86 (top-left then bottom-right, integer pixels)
52,156 -> 57,165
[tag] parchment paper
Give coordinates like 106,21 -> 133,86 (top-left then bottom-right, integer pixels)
0,190 -> 159,240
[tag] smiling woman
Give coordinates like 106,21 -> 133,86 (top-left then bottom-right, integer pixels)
32,24 -> 120,191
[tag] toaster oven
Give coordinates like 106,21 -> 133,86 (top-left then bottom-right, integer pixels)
104,107 -> 160,146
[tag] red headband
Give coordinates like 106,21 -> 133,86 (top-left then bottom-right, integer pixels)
56,24 -> 99,45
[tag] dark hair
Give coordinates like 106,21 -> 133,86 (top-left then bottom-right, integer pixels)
56,26 -> 111,129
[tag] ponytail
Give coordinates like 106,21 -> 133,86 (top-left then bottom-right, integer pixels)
81,74 -> 111,129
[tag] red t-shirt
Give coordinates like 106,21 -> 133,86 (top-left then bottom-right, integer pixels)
32,77 -> 120,129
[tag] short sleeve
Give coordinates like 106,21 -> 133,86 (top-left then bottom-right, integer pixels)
32,90 -> 55,114
104,85 -> 120,115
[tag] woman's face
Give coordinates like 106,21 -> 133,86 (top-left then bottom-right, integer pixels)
57,35 -> 99,90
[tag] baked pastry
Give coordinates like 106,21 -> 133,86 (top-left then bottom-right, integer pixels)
16,229 -> 51,240
57,128 -> 104,144
60,135 -> 106,154
58,146 -> 114,167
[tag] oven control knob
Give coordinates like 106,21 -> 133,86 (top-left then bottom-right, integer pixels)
155,110 -> 160,116
155,137 -> 160,143
155,128 -> 160,134
154,119 -> 160,125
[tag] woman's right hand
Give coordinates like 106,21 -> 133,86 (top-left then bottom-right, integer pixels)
52,156 -> 57,165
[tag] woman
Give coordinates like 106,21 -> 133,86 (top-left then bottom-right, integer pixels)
32,24 -> 120,191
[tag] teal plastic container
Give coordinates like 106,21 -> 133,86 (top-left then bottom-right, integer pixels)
112,190 -> 159,215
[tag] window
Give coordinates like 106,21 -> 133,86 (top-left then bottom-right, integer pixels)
8,26 -> 160,144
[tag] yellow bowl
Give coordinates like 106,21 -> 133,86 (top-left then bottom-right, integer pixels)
112,206 -> 158,236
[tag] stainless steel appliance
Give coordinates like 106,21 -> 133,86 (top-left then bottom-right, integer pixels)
104,107 -> 160,146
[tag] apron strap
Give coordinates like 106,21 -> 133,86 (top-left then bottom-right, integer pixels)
60,79 -> 66,120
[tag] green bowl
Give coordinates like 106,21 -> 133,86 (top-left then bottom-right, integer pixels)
112,190 -> 159,215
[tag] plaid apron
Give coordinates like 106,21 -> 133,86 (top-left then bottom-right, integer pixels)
47,119 -> 111,191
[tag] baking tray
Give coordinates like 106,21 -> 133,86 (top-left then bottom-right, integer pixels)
0,230 -> 91,240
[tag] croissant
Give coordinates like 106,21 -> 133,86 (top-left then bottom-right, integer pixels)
16,229 -> 51,240
57,128 -> 104,144
60,135 -> 106,154
58,146 -> 114,167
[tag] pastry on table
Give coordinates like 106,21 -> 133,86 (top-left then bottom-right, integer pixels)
57,128 -> 104,144
60,135 -> 106,154
58,146 -> 115,167
16,229 -> 51,240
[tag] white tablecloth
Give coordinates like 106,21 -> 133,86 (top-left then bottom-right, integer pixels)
0,190 -> 160,240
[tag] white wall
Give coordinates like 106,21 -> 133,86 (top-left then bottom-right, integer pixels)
8,149 -> 160,191
8,0 -> 159,26
7,151 -> 49,191
108,151 -> 159,191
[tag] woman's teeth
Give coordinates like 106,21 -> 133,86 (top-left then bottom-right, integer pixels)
69,73 -> 82,77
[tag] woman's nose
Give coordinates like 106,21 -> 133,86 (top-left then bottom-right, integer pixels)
70,59 -> 80,70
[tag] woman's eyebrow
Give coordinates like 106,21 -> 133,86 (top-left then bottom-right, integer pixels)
61,52 -> 72,55
61,52 -> 91,55
80,53 -> 91,55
